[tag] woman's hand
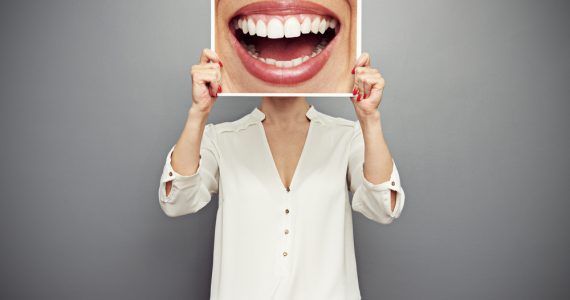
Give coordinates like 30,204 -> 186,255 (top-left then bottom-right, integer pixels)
350,52 -> 386,119
190,48 -> 223,115
349,53 -> 396,204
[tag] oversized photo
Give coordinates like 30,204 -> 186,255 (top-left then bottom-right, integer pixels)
212,0 -> 360,96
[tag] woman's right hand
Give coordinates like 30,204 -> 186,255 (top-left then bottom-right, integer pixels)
190,48 -> 223,114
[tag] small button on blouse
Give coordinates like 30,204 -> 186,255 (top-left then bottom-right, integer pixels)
158,105 -> 405,300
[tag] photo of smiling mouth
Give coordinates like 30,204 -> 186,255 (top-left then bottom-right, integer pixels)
228,1 -> 340,85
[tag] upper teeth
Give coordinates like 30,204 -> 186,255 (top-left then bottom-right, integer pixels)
235,16 -> 337,39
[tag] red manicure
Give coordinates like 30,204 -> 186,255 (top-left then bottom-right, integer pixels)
218,61 -> 224,68
218,85 -> 222,93
351,67 -> 355,74
352,87 -> 358,95
356,94 -> 361,101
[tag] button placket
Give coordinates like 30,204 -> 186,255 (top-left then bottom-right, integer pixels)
281,188 -> 293,270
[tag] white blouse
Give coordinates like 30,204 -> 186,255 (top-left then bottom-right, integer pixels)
158,105 -> 405,300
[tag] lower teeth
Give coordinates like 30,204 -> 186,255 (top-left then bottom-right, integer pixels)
243,39 -> 329,68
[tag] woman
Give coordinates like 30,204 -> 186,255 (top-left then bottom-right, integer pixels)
158,48 -> 405,300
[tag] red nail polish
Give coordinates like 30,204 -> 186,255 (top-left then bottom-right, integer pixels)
356,94 -> 361,101
352,87 -> 358,95
363,94 -> 367,99
218,85 -> 222,93
351,67 -> 355,74
218,61 -> 223,68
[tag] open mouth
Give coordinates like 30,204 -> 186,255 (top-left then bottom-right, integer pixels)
228,1 -> 341,85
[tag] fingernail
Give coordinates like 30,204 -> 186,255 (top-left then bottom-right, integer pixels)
218,85 -> 222,93
351,67 -> 355,74
356,94 -> 361,101
363,94 -> 367,99
352,87 -> 358,95
218,61 -> 223,68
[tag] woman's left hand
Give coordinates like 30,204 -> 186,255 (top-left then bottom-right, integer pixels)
350,52 -> 385,119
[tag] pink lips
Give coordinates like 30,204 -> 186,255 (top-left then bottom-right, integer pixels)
228,1 -> 340,85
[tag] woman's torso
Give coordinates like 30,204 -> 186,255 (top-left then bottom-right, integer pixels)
208,105 -> 362,300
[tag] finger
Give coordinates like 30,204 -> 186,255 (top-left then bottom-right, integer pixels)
193,62 -> 221,70
352,83 -> 358,96
366,72 -> 382,99
208,84 -> 217,98
362,77 -> 371,100
209,79 -> 221,98
191,70 -> 219,85
351,52 -> 371,74
369,76 -> 385,99
199,48 -> 222,67
193,72 -> 220,98
193,63 -> 222,94
191,72 -> 216,98
356,70 -> 365,100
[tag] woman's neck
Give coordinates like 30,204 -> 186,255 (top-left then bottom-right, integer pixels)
258,97 -> 311,125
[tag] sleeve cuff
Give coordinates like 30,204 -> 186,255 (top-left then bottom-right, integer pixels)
361,160 -> 405,218
159,146 -> 203,203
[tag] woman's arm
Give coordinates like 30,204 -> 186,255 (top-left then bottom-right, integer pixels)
158,49 -> 223,217
359,112 -> 397,212
168,48 -> 222,183
347,53 -> 405,224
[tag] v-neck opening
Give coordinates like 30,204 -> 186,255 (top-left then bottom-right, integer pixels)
257,109 -> 314,193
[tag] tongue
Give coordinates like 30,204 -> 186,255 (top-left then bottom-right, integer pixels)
253,35 -> 319,60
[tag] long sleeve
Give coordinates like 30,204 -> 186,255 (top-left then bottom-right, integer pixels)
158,123 -> 220,217
347,121 -> 405,224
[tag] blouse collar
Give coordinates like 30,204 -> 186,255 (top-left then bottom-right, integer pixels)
251,105 -> 319,123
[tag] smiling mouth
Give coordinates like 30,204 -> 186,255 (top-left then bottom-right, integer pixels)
228,1 -> 340,85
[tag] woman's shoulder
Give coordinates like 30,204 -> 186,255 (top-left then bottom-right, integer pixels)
312,108 -> 358,129
207,111 -> 259,135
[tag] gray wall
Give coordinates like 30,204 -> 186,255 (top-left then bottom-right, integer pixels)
1,0 -> 569,299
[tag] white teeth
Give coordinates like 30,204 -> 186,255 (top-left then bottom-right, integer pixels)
318,19 -> 328,34
236,16 -> 336,37
247,18 -> 256,35
329,19 -> 337,29
267,18 -> 284,39
252,53 -> 323,68
240,18 -> 248,34
284,18 -> 301,38
301,18 -> 311,34
311,17 -> 321,34
256,20 -> 267,37
291,57 -> 303,66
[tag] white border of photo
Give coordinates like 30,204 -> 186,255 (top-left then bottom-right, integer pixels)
210,0 -> 362,97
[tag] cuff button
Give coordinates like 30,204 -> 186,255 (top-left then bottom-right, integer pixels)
169,172 -> 173,176
391,181 -> 396,186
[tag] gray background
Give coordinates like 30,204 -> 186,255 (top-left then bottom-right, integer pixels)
1,0 -> 569,299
